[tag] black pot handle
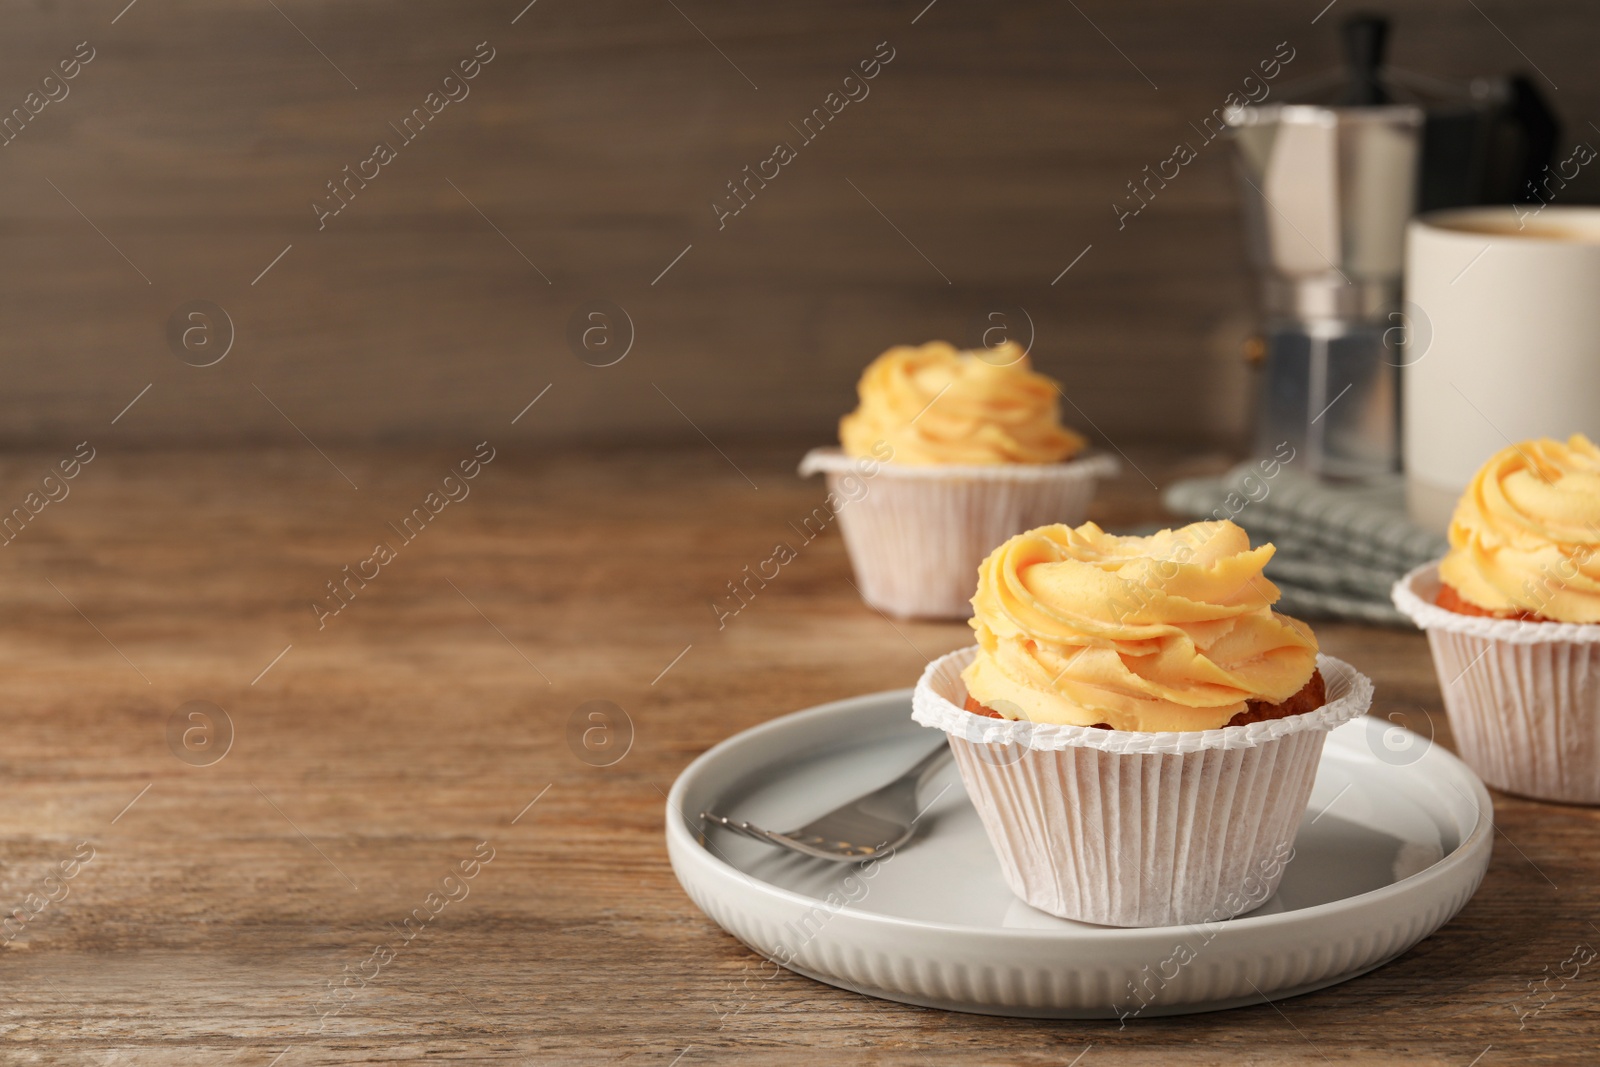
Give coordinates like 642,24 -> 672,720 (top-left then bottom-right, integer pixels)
1504,75 -> 1561,203
1339,14 -> 1392,106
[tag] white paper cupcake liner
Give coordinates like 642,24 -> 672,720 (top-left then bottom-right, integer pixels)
798,448 -> 1119,620
912,646 -> 1372,927
1392,562 -> 1600,804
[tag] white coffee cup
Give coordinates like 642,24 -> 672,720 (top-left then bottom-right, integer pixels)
1404,206 -> 1600,531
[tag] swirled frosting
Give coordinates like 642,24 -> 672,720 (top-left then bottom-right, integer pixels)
839,342 -> 1086,465
961,521 -> 1319,731
1439,434 -> 1600,623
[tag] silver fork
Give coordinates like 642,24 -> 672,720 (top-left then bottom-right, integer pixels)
700,741 -> 953,862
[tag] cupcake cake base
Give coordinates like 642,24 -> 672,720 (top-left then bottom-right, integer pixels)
798,448 -> 1118,620
913,647 -> 1372,927
1394,562 -> 1600,805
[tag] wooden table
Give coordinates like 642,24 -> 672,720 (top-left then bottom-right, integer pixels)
1,443 -> 1593,1065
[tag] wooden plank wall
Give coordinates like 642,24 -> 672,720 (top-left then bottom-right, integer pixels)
0,1 -> 1592,449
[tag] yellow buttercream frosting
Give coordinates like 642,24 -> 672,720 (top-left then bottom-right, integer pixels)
961,521 -> 1320,731
839,341 -> 1086,465
1439,434 -> 1600,623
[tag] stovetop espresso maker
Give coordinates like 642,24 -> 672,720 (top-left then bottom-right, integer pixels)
1227,14 -> 1557,481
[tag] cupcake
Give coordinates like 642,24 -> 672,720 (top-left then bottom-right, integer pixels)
913,520 -> 1372,927
799,341 -> 1117,619
1392,433 -> 1600,804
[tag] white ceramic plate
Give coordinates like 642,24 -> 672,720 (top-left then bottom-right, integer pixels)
665,689 -> 1493,1018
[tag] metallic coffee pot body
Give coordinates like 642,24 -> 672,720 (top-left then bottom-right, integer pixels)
1226,14 -> 1557,483
1229,103 -> 1422,481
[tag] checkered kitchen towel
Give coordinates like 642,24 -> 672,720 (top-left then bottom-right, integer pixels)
1159,465 -> 1449,626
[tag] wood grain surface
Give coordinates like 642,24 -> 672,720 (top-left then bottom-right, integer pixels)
1,0 -> 1597,449
0,442 -> 1594,1065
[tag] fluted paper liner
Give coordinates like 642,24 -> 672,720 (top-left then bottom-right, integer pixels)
912,647 -> 1372,927
1393,562 -> 1600,804
798,448 -> 1118,620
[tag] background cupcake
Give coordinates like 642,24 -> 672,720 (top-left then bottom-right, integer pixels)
1394,434 -> 1600,803
800,341 -> 1117,619
914,519 -> 1371,927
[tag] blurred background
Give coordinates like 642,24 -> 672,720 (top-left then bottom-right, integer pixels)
1,0 -> 1594,451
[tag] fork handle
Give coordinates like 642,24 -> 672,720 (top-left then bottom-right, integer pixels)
903,739 -> 953,788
